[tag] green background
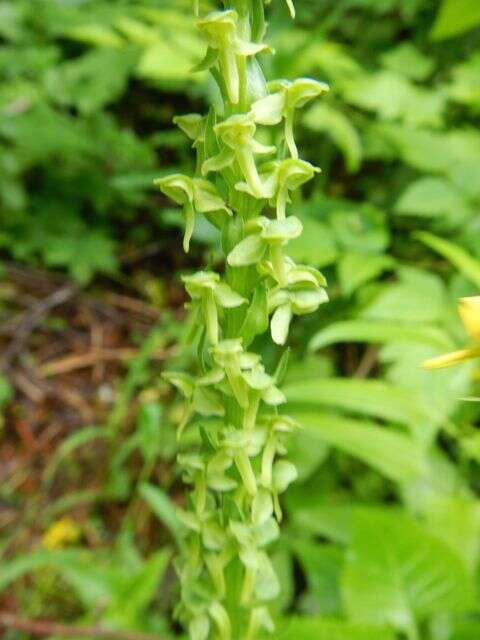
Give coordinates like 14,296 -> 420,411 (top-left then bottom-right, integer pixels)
1,1 -> 480,639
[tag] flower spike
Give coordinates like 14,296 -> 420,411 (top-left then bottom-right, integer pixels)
158,1 -> 328,636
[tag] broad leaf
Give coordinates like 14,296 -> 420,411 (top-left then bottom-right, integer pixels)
285,377 -> 434,429
139,483 -> 183,547
414,231 -> 480,289
309,319 -> 452,352
279,616 -> 395,640
303,103 -> 361,172
432,0 -> 480,39
290,412 -> 426,482
343,511 -> 475,633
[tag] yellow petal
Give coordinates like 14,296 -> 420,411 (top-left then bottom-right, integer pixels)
422,347 -> 480,370
459,296 -> 480,342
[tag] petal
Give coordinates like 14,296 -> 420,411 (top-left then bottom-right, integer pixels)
286,77 -> 330,110
261,216 -> 303,243
193,178 -> 231,214
422,347 -> 480,369
459,296 -> 480,342
235,39 -> 271,57
270,303 -> 292,345
197,10 -> 237,47
173,113 -> 204,141
202,147 -> 235,175
154,173 -> 193,205
251,92 -> 285,125
214,283 -> 247,308
215,113 -> 256,148
227,234 -> 266,266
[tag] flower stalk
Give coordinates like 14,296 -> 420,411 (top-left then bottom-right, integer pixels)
157,1 -> 329,638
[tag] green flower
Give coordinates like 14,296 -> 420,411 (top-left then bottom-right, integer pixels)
198,10 -> 271,104
235,158 -> 319,220
240,363 -> 286,430
202,113 -> 276,199
251,78 -> 329,157
258,415 -> 297,495
155,174 -> 231,252
182,271 -> 247,345
162,369 -> 225,438
262,259 -> 328,344
174,113 -> 205,144
227,216 -> 303,286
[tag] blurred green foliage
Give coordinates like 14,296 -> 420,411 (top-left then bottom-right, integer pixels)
2,0 -> 480,639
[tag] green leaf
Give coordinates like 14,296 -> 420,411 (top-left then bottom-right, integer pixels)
337,251 -> 394,295
329,205 -> 389,254
414,231 -> 480,289
43,229 -> 118,285
287,215 -> 338,268
279,617 -> 395,640
285,377 -> 433,428
343,511 -> 475,633
45,48 -> 137,114
395,177 -> 472,224
115,549 -> 170,622
290,412 -> 426,482
450,619 -> 480,639
432,0 -> 480,39
137,402 -> 162,463
0,549 -> 80,593
0,375 -> 12,410
292,541 -> 343,615
227,234 -> 265,266
449,52 -> 480,109
381,43 -> 434,81
139,483 -> 183,547
309,319 -> 452,352
361,267 -> 447,323
422,497 -> 480,570
44,426 -> 107,485
303,104 -> 361,173
343,71 -> 445,127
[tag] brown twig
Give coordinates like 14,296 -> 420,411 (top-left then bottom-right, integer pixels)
38,347 -> 169,377
0,612 -> 164,640
105,292 -> 160,319
353,345 -> 379,379
2,283 -> 77,369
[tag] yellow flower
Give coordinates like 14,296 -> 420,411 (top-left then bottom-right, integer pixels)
423,296 -> 480,370
459,296 -> 480,341
42,516 -> 81,550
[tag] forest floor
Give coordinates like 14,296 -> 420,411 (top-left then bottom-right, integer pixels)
0,262 -> 184,618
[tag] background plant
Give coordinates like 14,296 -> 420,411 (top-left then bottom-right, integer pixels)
0,1 -> 480,639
